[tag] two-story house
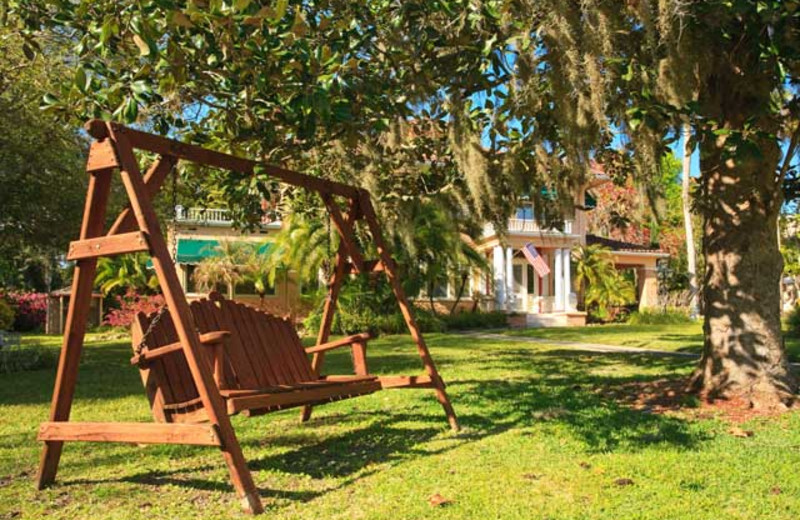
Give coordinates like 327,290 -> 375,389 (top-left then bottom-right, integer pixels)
167,174 -> 668,327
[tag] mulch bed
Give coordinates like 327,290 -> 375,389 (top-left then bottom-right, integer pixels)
600,378 -> 795,424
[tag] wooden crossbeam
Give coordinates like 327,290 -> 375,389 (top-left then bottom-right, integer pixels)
67,231 -> 149,261
85,120 -> 359,200
109,155 -> 177,236
38,422 -> 222,446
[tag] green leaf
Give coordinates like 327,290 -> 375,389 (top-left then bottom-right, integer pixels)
123,97 -> 138,123
133,34 -> 151,56
74,67 -> 87,92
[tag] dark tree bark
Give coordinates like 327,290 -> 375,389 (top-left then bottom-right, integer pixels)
688,65 -> 797,408
449,273 -> 468,315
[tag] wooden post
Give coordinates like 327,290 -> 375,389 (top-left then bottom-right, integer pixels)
106,125 -> 263,514
300,244 -> 347,422
357,190 -> 459,431
36,167 -> 113,489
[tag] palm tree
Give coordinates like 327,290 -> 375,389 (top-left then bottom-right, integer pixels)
95,253 -> 159,296
192,240 -> 247,298
573,244 -> 635,320
395,199 -> 488,316
263,211 -> 336,287
240,245 -> 279,309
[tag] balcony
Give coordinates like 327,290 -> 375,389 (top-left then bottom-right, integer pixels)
483,218 -> 574,236
175,206 -> 281,228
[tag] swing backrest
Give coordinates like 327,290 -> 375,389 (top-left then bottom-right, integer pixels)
131,295 -> 317,419
189,295 -> 316,388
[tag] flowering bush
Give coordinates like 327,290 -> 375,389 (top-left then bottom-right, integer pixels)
1,291 -> 48,331
103,289 -> 166,329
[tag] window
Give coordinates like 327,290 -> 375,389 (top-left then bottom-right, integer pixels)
185,264 -> 198,293
430,281 -> 449,299
512,264 -> 524,292
516,205 -> 534,219
527,264 -> 536,294
301,276 -> 323,295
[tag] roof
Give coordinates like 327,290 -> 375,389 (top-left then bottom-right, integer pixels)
586,234 -> 667,255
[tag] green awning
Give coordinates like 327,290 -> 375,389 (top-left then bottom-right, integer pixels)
147,239 -> 271,266
176,239 -> 221,263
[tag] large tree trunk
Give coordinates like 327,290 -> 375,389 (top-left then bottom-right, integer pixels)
688,84 -> 796,407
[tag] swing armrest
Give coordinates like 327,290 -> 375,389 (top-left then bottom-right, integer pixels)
131,331 -> 231,366
305,333 -> 371,354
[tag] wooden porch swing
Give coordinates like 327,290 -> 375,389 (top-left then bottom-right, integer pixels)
35,120 -> 458,515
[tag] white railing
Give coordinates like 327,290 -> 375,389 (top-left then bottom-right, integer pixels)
484,218 -> 574,236
175,207 -> 280,227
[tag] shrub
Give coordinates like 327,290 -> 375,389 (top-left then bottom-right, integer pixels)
441,311 -> 508,330
628,307 -> 693,325
0,300 -> 14,331
0,342 -> 53,374
1,291 -> 47,331
103,289 -> 166,329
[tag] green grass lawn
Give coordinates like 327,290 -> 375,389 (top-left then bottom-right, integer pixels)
1,330 -> 799,519
504,321 -> 800,361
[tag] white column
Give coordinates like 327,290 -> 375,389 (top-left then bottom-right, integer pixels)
554,248 -> 563,311
563,247 -> 572,311
505,247 -> 514,311
493,246 -> 505,308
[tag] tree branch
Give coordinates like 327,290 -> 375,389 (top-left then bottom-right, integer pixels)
777,121 -> 800,190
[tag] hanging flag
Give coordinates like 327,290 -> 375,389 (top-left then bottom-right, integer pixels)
522,242 -> 550,277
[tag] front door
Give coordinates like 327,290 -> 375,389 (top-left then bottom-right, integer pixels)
512,262 -> 527,311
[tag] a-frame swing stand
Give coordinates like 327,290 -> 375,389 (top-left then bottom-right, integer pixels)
35,120 -> 458,514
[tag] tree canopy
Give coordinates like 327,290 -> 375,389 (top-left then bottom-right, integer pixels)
9,0 -> 800,405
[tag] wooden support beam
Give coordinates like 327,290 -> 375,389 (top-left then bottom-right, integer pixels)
67,231 -> 149,261
85,120 -> 359,199
38,422 -> 222,447
344,259 -> 384,275
109,155 -> 177,236
37,168 -> 114,489
322,194 -> 365,272
106,123 -> 263,514
379,375 -> 437,389
358,189 -> 459,431
86,139 -> 118,172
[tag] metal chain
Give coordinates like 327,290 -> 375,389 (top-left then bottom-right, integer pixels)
170,167 -> 178,263
137,169 -> 180,359
135,305 -> 168,357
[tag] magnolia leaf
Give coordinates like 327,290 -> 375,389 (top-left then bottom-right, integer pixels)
171,11 -> 194,28
133,34 -> 151,56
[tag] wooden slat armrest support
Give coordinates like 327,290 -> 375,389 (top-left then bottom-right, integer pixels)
130,330 -> 231,365
199,330 -> 230,345
305,332 -> 371,354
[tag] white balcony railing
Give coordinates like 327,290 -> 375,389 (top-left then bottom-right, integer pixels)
175,206 -> 280,227
484,218 -> 574,236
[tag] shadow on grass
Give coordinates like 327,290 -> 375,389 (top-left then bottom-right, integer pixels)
23,332 -> 712,512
